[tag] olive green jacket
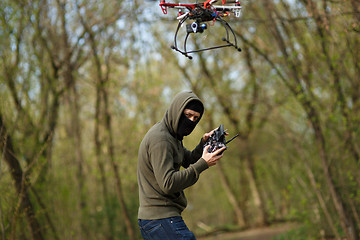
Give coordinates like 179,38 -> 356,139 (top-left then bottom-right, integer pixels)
137,91 -> 209,220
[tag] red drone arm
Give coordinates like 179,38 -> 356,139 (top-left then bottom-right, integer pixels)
203,0 -> 212,8
159,0 -> 197,14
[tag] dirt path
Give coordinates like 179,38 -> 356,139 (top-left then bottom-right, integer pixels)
197,223 -> 298,240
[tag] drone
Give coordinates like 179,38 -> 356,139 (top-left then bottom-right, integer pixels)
159,0 -> 242,59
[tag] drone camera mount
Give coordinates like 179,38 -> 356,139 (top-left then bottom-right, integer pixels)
187,21 -> 207,33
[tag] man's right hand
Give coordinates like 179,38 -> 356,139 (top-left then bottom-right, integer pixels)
202,145 -> 226,167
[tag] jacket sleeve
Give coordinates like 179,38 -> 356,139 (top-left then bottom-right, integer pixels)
150,140 -> 208,195
182,139 -> 205,168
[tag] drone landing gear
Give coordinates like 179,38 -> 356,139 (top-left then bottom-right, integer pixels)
171,45 -> 194,59
171,15 -> 241,60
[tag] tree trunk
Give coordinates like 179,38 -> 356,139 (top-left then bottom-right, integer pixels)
262,1 -> 357,238
82,14 -> 135,238
243,144 -> 267,226
313,124 -> 357,240
243,46 -> 268,226
57,0 -> 88,236
95,78 -> 115,240
195,48 -> 268,228
0,114 -> 44,240
304,160 -> 340,239
103,87 -> 136,240
216,162 -> 246,227
68,82 -> 88,240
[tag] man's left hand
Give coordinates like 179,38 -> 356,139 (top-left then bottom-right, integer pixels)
202,127 -> 229,144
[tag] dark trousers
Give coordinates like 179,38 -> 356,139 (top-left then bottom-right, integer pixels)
138,216 -> 196,240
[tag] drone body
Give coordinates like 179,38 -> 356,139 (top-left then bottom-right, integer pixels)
159,0 -> 242,59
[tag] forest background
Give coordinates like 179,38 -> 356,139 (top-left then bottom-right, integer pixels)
0,0 -> 359,239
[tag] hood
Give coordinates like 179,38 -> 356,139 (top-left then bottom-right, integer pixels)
162,91 -> 204,137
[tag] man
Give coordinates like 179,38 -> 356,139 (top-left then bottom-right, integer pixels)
137,91 -> 225,239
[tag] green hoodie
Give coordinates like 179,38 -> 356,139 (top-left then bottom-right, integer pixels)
137,91 -> 209,220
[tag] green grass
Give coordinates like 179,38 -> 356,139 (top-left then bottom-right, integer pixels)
272,225 -> 318,240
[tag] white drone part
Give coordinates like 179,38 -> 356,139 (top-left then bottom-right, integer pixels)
177,11 -> 189,20
174,4 -> 188,9
235,8 -> 242,17
213,5 -> 242,18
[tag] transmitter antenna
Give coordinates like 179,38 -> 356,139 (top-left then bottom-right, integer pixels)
226,134 -> 239,144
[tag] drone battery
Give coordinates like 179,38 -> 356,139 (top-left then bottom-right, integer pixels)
186,24 -> 191,33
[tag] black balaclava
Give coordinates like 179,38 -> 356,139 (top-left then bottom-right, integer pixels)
177,100 -> 204,140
